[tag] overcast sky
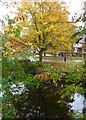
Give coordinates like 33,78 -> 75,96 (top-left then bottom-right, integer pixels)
64,0 -> 84,26
0,0 -> 84,26
64,0 -> 83,16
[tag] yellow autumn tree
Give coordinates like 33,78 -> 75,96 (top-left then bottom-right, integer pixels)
3,1 -> 76,61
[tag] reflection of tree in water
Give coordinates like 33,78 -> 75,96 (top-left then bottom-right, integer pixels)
14,85 -> 72,119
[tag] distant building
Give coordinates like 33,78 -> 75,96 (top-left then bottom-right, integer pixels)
74,34 -> 86,54
73,43 -> 82,53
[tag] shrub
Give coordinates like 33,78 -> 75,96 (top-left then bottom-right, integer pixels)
19,60 -> 38,76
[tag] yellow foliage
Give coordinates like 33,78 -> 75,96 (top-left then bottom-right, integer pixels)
3,1 -> 76,58
35,73 -> 56,84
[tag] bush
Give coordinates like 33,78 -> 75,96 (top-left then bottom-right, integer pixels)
2,55 -> 85,119
19,60 -> 38,76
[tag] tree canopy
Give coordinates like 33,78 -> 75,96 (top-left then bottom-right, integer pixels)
3,1 -> 76,61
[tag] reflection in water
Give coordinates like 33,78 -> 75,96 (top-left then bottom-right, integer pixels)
14,85 -> 72,119
4,82 -> 86,119
8,82 -> 86,119
69,93 -> 86,113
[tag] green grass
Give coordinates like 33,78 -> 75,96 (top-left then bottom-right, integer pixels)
35,55 -> 84,60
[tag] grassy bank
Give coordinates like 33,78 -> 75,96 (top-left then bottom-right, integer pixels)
35,55 -> 84,61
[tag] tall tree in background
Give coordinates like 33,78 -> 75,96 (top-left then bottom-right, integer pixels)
3,1 -> 76,61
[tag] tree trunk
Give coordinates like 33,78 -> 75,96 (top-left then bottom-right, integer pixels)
62,52 -> 63,57
54,54 -> 56,57
64,53 -> 66,62
44,53 -> 46,56
39,50 -> 43,62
